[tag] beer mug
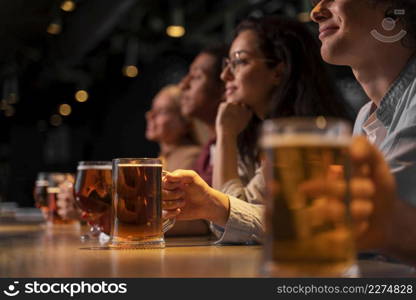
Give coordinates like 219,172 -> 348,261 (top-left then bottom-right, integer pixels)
110,158 -> 175,248
260,117 -> 355,277
74,161 -> 112,240
33,172 -> 50,220
47,173 -> 79,226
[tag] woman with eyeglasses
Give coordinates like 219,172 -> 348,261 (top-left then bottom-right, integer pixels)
211,16 -> 351,241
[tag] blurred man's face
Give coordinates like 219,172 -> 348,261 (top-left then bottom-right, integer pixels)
310,0 -> 393,66
180,53 -> 223,121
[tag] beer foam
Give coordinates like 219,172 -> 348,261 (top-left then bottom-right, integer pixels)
77,165 -> 112,170
117,164 -> 163,167
261,134 -> 351,148
47,187 -> 60,193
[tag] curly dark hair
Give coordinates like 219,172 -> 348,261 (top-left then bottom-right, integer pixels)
233,16 -> 353,165
200,44 -> 229,84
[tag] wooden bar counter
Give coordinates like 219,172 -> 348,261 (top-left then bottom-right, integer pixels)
0,221 -> 261,277
1,220 -> 415,278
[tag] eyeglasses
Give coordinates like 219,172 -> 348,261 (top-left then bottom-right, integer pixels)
222,55 -> 276,75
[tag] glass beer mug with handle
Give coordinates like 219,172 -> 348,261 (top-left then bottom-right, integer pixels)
74,161 -> 112,241
260,117 -> 356,277
33,172 -> 50,221
47,173 -> 79,226
110,158 -> 175,249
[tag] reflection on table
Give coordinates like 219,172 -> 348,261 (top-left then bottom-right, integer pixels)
1,219 -> 415,278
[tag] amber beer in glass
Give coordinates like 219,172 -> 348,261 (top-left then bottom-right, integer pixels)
110,158 -> 174,248
74,161 -> 112,237
261,118 -> 355,277
33,172 -> 49,220
47,173 -> 78,226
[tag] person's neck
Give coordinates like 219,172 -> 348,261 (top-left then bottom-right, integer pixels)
206,124 -> 216,140
160,137 -> 197,155
351,47 -> 414,107
197,115 -> 216,139
160,142 -> 179,156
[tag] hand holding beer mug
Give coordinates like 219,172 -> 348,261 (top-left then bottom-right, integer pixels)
261,117 -> 355,277
110,158 -> 175,248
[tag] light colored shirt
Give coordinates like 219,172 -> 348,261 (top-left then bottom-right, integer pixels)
221,158 -> 265,203
211,196 -> 264,244
362,111 -> 387,146
353,54 -> 416,205
210,158 -> 265,244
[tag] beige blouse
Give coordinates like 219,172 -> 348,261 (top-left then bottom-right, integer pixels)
211,157 -> 266,244
160,144 -> 201,172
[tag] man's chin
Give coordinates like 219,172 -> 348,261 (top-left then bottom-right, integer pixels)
320,45 -> 343,66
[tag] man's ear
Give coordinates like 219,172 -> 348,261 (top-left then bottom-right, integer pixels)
272,62 -> 285,85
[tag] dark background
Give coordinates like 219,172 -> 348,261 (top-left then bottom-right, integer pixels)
0,0 -> 367,207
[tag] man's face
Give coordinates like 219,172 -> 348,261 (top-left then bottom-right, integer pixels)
180,53 -> 223,120
310,0 -> 392,66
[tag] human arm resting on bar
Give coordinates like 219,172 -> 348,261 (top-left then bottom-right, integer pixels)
219,166 -> 265,204
162,169 -> 264,243
212,101 -> 253,191
213,101 -> 266,210
162,170 -> 230,226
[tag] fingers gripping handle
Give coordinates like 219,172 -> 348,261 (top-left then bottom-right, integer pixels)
162,169 -> 176,233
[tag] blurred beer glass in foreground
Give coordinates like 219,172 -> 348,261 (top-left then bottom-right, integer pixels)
110,158 -> 174,248
74,161 -> 112,240
260,117 -> 355,277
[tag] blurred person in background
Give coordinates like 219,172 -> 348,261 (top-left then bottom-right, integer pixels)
146,84 -> 208,236
146,84 -> 201,172
180,45 -> 229,186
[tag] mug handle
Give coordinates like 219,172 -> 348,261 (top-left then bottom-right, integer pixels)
162,170 -> 176,233
162,217 -> 176,233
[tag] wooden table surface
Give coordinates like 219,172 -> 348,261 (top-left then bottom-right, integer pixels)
1,220 -> 415,278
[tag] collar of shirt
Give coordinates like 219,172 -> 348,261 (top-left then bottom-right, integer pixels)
362,111 -> 387,146
377,54 -> 416,127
